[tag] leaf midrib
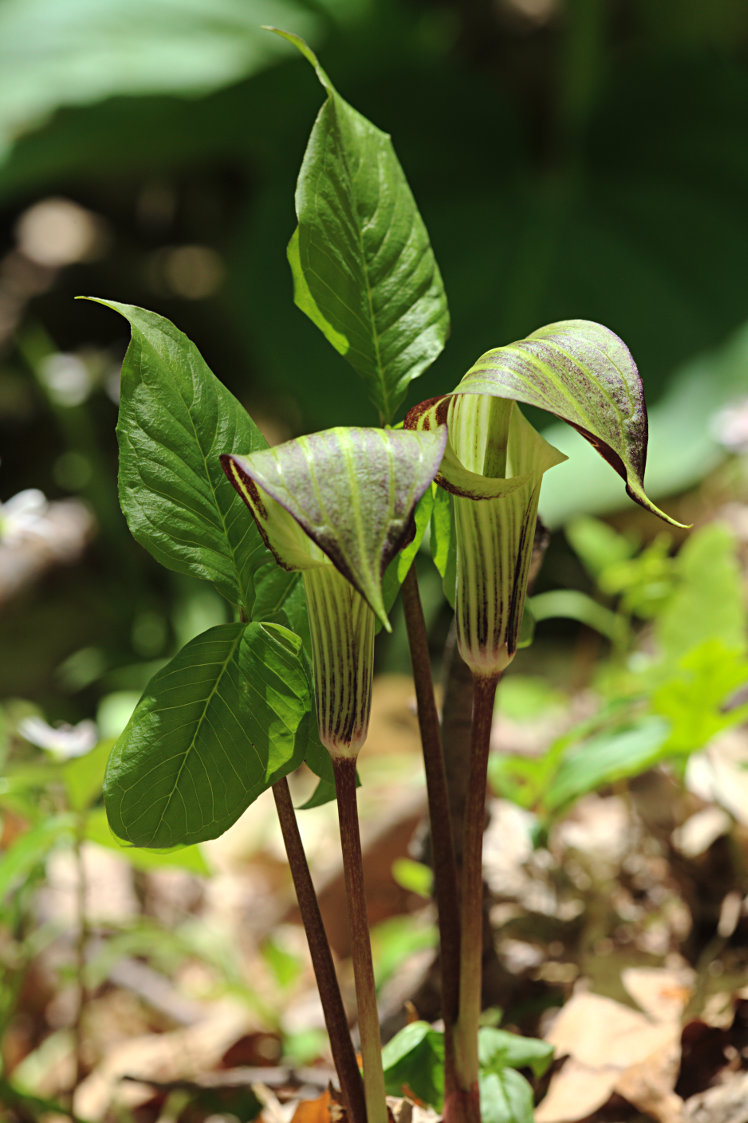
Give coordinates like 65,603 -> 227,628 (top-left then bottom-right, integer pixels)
135,326 -> 254,609
150,626 -> 242,840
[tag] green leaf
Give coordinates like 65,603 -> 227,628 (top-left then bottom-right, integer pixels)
451,320 -> 687,527
651,640 -> 748,756
391,857 -> 434,899
545,716 -> 671,814
222,425 -> 447,628
430,484 -> 457,607
297,776 -> 336,810
86,299 -> 272,611
479,1067 -> 535,1123
62,740 -> 113,812
380,484 -> 434,619
565,515 -> 639,582
529,589 -> 626,646
655,523 -> 746,659
84,808 -> 209,873
104,622 -> 310,847
478,1027 -> 554,1080
382,1021 -> 445,1109
0,2 -> 324,155
0,815 -> 74,899
273,29 -> 450,423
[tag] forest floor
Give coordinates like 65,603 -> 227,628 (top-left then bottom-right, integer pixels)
4,668 -> 748,1123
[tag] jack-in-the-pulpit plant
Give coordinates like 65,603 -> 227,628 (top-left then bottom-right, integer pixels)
94,27 -> 686,1123
223,425 -> 447,1123
405,321 -> 685,1115
221,426 -> 446,755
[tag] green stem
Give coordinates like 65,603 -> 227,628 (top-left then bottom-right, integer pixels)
333,758 -> 388,1123
454,672 -> 500,1110
272,778 -> 367,1123
71,817 -> 88,1118
400,566 -> 467,1117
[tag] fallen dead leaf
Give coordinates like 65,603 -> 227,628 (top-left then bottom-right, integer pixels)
290,1088 -> 333,1123
74,999 -> 253,1117
535,991 -> 684,1123
621,965 -> 695,1025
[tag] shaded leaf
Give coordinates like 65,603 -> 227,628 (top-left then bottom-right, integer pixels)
382,1020 -> 445,1109
479,1027 -> 554,1080
545,716 -> 671,815
105,622 -> 309,847
275,29 -> 450,423
0,0 -> 323,156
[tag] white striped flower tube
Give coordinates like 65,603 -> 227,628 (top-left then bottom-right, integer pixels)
407,393 -> 565,676
221,425 -> 447,758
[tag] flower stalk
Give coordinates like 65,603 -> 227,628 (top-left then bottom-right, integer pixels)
400,564 -> 465,1116
272,778 -> 367,1123
454,672 -> 500,1106
334,758 -> 389,1123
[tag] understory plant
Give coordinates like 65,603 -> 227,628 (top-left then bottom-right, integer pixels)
92,28 -> 685,1123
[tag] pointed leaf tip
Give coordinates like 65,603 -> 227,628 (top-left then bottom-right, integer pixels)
264,27 -> 327,87
289,46 -> 449,421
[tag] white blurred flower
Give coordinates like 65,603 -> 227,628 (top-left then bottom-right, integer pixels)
18,716 -> 98,759
712,398 -> 748,452
0,489 -> 54,545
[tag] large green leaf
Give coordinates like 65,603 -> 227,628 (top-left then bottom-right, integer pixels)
275,29 -> 450,424
104,622 -> 309,847
0,0 -> 323,158
222,425 -> 447,627
452,320 -> 686,527
88,300 -> 273,610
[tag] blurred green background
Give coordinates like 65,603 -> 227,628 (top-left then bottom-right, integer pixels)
1,0 -> 747,721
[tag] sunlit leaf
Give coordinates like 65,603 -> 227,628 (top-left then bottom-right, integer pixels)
86,299 -> 277,611
273,29 -> 450,423
655,523 -> 746,659
479,1067 -> 534,1123
382,1021 -> 445,1109
105,622 -> 310,847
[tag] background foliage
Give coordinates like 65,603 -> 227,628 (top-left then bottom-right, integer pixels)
2,2 -> 748,1118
